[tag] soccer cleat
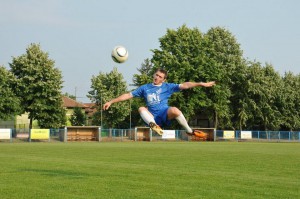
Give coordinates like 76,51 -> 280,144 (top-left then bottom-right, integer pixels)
149,122 -> 164,135
193,130 -> 208,139
185,131 -> 194,136
186,129 -> 208,139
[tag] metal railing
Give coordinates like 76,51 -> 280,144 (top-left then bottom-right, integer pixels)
0,128 -> 299,142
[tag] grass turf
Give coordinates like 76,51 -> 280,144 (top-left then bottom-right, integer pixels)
0,142 -> 299,199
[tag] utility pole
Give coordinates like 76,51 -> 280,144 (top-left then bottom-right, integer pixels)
75,87 -> 77,100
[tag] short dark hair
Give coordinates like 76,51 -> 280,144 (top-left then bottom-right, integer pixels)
156,68 -> 168,79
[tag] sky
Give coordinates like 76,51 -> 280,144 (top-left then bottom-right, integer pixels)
1,0 -> 299,102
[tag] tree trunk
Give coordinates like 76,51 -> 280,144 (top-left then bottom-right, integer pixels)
29,118 -> 33,129
214,110 -> 218,129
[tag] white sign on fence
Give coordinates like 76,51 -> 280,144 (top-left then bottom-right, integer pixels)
241,131 -> 252,139
162,130 -> 175,139
0,129 -> 11,140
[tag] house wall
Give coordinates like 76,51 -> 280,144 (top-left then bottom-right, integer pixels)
65,108 -> 74,126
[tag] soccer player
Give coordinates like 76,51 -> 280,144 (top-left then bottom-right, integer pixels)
103,68 -> 216,136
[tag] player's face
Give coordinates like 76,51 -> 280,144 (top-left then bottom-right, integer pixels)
153,71 -> 166,85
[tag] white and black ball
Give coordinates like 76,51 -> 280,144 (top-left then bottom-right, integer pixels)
111,46 -> 128,63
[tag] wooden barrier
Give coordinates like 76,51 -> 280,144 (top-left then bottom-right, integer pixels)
60,126 -> 101,142
134,127 -> 151,141
189,128 -> 216,142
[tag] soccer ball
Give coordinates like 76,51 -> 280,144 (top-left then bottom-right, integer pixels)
111,46 -> 128,63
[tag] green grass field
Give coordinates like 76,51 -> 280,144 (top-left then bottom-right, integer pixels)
0,142 -> 299,199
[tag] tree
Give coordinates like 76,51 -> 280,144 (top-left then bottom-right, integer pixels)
0,66 -> 22,120
151,25 -> 211,128
242,62 -> 282,130
64,93 -> 76,100
88,67 -> 129,128
132,58 -> 154,86
202,27 -> 245,129
280,72 -> 300,130
227,61 -> 251,130
149,25 -> 244,129
69,107 -> 86,126
9,43 -> 66,128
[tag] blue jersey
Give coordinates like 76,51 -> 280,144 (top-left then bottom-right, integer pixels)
131,82 -> 181,116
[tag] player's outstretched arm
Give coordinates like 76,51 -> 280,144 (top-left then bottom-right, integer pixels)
200,81 -> 216,87
103,93 -> 133,110
180,81 -> 216,90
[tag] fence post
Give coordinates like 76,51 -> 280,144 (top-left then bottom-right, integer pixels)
64,127 -> 67,142
121,129 -> 123,142
98,127 -> 101,142
10,129 -> 13,143
29,129 -> 31,142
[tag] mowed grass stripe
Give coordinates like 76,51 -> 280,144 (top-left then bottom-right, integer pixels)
0,142 -> 299,199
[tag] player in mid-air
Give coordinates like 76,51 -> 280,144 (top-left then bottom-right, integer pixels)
103,68 -> 216,137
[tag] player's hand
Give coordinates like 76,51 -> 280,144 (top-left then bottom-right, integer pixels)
103,102 -> 111,110
202,81 -> 216,87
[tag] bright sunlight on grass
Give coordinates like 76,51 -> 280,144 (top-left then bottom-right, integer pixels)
0,142 -> 299,199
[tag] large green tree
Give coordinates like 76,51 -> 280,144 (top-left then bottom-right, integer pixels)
9,43 -> 66,128
228,61 -> 251,130
88,67 -> 129,128
149,25 -> 244,129
151,25 -> 212,128
243,62 -> 283,130
202,27 -> 244,129
0,66 -> 22,120
280,72 -> 300,130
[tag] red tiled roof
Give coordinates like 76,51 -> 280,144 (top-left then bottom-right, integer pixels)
84,102 -> 97,116
62,96 -> 87,108
83,103 -> 96,107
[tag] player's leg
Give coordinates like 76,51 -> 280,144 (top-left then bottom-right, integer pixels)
167,107 -> 193,134
139,107 -> 155,124
168,107 -> 207,138
138,107 -> 163,135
